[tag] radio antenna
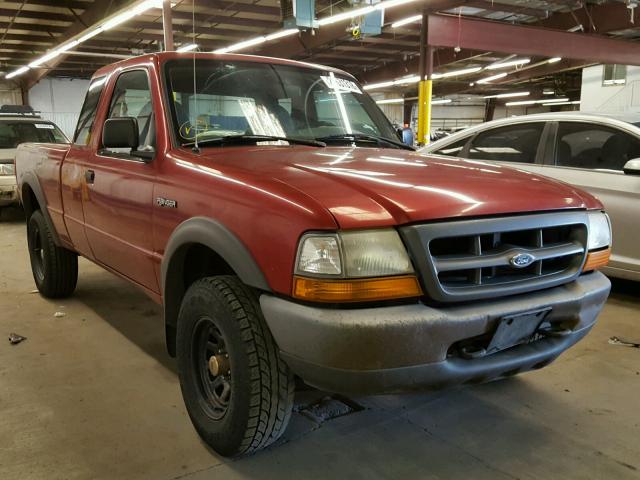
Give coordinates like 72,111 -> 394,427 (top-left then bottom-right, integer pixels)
191,0 -> 200,153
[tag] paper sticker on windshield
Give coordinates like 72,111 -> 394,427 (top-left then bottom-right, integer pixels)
321,75 -> 362,94
35,123 -> 55,129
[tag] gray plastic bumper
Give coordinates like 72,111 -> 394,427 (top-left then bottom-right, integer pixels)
260,272 -> 610,394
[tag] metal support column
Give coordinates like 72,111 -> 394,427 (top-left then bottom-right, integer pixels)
417,10 -> 433,146
162,0 -> 174,51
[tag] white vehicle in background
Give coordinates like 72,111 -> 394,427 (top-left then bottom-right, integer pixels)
0,105 -> 68,215
420,112 -> 640,281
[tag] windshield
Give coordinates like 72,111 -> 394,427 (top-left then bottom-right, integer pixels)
0,121 -> 68,148
164,59 -> 398,147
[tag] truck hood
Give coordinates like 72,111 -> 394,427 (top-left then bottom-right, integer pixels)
197,146 -> 602,229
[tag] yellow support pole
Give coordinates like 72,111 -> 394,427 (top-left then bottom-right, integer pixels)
417,79 -> 432,145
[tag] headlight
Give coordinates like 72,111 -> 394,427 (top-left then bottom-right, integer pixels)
295,229 -> 414,278
587,211 -> 611,250
583,211 -> 611,272
0,163 -> 14,175
293,229 -> 421,302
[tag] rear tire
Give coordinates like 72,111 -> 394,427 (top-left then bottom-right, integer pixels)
176,276 -> 295,457
27,209 -> 78,298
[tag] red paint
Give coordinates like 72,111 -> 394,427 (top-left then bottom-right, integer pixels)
15,52 -> 604,302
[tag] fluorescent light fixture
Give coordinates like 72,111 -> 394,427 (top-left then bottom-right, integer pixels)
432,66 -> 482,79
102,0 -> 162,31
542,101 -> 572,106
363,75 -> 420,91
177,43 -> 198,52
363,80 -> 396,91
214,36 -> 266,54
486,58 -> 530,70
78,28 -> 103,43
538,98 -> 568,103
484,91 -> 530,99
265,28 -> 299,41
376,98 -> 404,104
214,28 -> 299,54
317,0 -> 417,26
391,14 -> 422,28
5,66 -> 29,79
477,72 -> 508,84
506,100 -> 536,106
548,57 -> 562,64
431,99 -> 452,105
571,100 -> 581,104
543,89 -> 555,95
394,75 -> 420,85
29,50 -> 61,68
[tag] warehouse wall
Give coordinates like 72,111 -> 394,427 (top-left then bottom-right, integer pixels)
580,64 -> 640,113
0,81 -> 22,106
29,78 -> 90,137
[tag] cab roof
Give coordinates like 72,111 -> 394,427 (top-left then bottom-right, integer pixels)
93,51 -> 354,80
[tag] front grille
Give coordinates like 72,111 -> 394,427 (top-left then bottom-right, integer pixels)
400,212 -> 589,302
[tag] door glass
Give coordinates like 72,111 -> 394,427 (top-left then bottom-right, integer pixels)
555,122 -> 640,170
107,70 -> 155,153
468,123 -> 543,163
433,137 -> 469,156
74,76 -> 106,145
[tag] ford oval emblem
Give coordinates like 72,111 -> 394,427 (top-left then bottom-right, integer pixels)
510,253 -> 535,268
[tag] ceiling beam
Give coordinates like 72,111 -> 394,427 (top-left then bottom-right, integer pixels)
426,13 -> 640,66
21,0 -> 136,88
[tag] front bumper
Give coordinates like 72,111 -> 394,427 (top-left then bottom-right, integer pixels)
260,272 -> 610,394
0,175 -> 18,206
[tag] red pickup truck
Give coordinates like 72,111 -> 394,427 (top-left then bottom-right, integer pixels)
16,52 -> 612,457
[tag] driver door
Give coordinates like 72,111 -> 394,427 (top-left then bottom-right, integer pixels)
82,69 -> 159,292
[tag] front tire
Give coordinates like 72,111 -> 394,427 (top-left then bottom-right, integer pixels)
27,209 -> 78,298
176,276 -> 295,457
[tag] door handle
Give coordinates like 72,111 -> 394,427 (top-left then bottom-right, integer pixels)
85,169 -> 95,184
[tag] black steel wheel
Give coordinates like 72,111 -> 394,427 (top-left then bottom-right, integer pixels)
27,210 -> 77,298
176,276 -> 295,457
192,317 -> 232,420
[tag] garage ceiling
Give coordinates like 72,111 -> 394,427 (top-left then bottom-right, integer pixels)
0,0 -> 639,98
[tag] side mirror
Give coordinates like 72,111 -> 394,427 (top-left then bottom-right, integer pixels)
103,117 -> 139,150
623,158 -> 640,175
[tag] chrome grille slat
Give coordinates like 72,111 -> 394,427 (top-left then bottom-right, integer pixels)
399,211 -> 590,302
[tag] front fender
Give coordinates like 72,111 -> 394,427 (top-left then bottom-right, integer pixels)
161,216 -> 271,355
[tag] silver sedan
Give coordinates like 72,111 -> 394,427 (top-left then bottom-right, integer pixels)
420,112 -> 640,281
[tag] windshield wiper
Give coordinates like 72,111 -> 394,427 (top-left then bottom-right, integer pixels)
182,135 -> 326,148
315,133 -> 415,151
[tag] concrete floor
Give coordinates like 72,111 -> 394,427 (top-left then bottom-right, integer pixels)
1,206 -> 639,480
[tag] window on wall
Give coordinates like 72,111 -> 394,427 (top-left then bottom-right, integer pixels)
603,65 -> 626,86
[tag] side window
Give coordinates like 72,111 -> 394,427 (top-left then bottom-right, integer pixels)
74,76 -> 106,145
106,70 -> 155,154
433,136 -> 469,157
468,123 -> 544,163
556,122 -> 640,170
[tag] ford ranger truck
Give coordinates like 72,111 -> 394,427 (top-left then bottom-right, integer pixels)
15,53 -> 612,457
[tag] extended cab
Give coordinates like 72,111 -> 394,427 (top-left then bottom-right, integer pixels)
15,53 -> 612,457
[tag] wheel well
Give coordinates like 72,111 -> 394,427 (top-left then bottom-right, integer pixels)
21,184 -> 39,218
164,243 -> 236,357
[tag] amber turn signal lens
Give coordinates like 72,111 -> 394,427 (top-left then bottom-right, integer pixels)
583,247 -> 611,272
293,275 -> 423,303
